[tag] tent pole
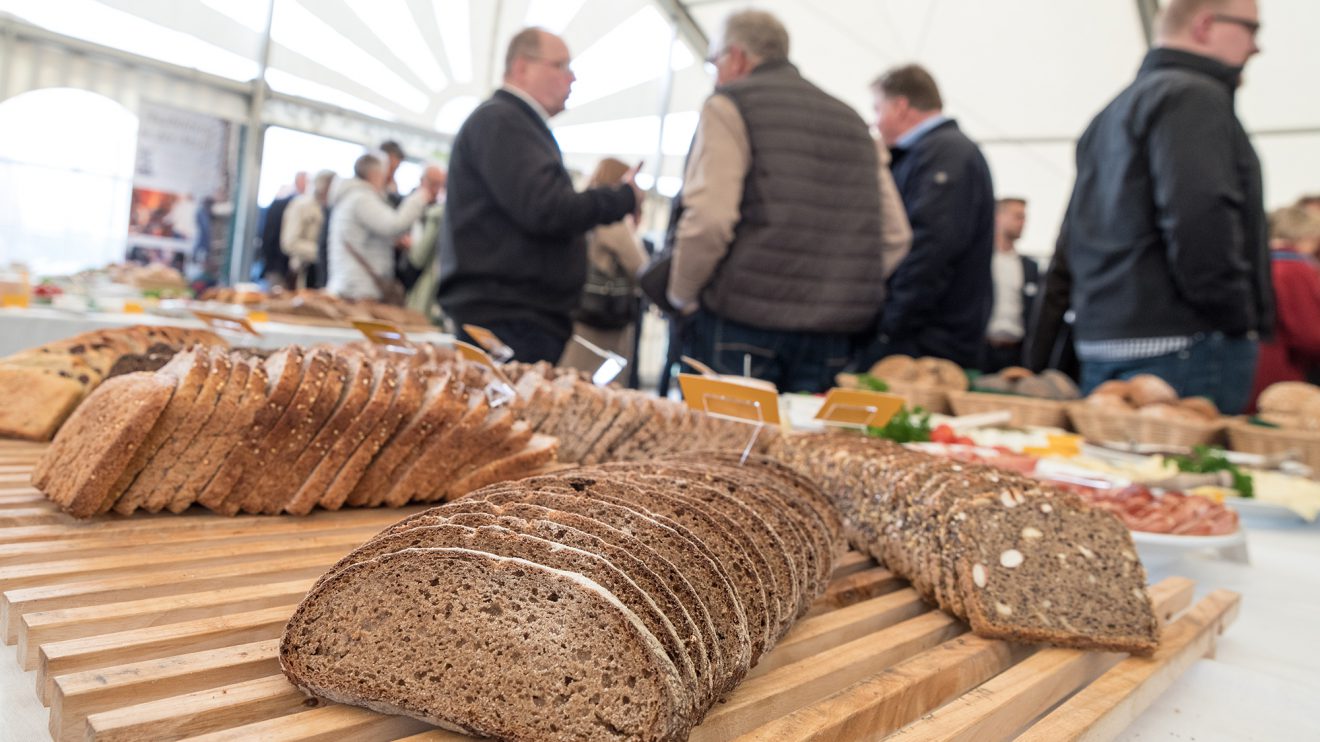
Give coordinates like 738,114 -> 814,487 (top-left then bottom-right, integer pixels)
655,0 -> 709,52
228,0 -> 276,287
1136,0 -> 1160,47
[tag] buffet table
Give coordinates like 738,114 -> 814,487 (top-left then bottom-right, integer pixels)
0,306 -> 451,356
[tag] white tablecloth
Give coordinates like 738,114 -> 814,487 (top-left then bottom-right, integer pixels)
0,306 -> 451,356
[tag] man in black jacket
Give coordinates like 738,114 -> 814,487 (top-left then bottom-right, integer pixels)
1062,0 -> 1270,414
860,64 -> 995,370
437,27 -> 641,363
259,171 -> 305,290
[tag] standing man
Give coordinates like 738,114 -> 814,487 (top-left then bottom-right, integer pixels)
862,64 -> 995,370
1063,0 -> 1270,414
669,9 -> 910,392
259,171 -> 306,290
437,27 -> 641,363
980,197 -> 1040,372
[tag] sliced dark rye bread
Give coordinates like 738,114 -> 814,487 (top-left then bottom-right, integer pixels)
108,349 -> 211,515
584,393 -> 651,464
301,360 -> 397,511
274,353 -> 370,515
332,365 -> 427,508
949,491 -> 1158,654
583,472 -> 796,643
196,346 -> 305,512
464,486 -> 754,680
384,389 -> 489,505
442,424 -> 545,499
560,391 -> 624,464
481,478 -> 774,664
173,359 -> 270,512
249,352 -> 353,514
136,349 -> 235,513
323,522 -> 701,724
608,399 -> 670,462
384,499 -> 725,703
230,349 -> 336,514
32,372 -> 177,518
609,462 -> 823,613
351,373 -> 464,508
162,356 -> 252,514
280,547 -> 689,742
421,404 -> 520,501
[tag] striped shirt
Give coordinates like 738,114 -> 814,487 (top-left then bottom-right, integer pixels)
1075,336 -> 1194,362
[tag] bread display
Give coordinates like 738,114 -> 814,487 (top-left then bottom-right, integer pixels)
0,325 -> 225,440
973,367 -> 1080,400
868,354 -> 969,391
769,432 -> 1159,654
1255,381 -> 1320,430
1083,374 -> 1218,422
279,456 -> 839,741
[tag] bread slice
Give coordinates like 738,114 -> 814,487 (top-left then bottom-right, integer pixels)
278,353 -> 371,515
0,366 -> 88,440
136,349 -> 235,513
332,365 -> 426,509
197,346 -> 305,513
174,359 -> 270,512
354,374 -> 464,508
385,390 -> 490,505
280,547 -> 689,741
31,372 -> 177,517
254,352 -> 353,514
299,360 -> 397,511
444,433 -> 558,498
110,349 -> 212,515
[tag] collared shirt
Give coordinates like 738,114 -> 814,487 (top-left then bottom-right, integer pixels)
988,250 -> 1025,341
894,114 -> 950,150
501,84 -> 550,121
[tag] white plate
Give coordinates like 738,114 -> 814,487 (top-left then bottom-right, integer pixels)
1222,496 -> 1308,524
1131,527 -> 1248,568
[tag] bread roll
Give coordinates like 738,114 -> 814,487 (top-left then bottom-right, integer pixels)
1137,402 -> 1205,424
1299,395 -> 1320,432
1000,366 -> 1033,381
1086,393 -> 1133,411
870,355 -> 916,382
1091,380 -> 1132,400
1127,374 -> 1178,407
1176,396 -> 1220,421
1258,381 -> 1320,415
1014,376 -> 1057,399
1040,370 -> 1082,401
915,357 -> 969,391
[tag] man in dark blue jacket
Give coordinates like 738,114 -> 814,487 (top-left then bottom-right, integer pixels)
860,64 -> 995,370
438,28 -> 641,363
1062,0 -> 1270,414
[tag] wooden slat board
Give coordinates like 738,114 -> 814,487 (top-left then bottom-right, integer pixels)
0,442 -> 1240,742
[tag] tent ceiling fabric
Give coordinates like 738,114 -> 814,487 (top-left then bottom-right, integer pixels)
1,0 -> 1317,255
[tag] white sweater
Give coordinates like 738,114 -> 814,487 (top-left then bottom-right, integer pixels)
326,179 -> 428,300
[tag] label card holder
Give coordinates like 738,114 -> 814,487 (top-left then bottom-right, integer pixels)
352,320 -> 414,355
455,340 -> 517,407
461,324 -> 514,364
192,310 -> 261,337
814,388 -> 905,429
678,373 -> 781,464
571,334 -> 627,387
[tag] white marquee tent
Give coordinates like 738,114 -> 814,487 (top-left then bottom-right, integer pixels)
1,0 -> 1316,276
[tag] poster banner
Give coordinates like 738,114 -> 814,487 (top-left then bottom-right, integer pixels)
127,102 -> 234,273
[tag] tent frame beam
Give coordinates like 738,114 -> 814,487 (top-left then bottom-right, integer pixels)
1136,0 -> 1160,47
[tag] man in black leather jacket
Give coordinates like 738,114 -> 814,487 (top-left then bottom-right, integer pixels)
1061,0 -> 1271,414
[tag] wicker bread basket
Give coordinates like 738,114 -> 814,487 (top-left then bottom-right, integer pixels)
885,382 -> 951,415
1227,419 -> 1320,470
1066,403 -> 1225,448
948,390 -> 1070,429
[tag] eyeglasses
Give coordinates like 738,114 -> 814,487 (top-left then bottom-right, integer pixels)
525,56 -> 573,73
1212,13 -> 1261,35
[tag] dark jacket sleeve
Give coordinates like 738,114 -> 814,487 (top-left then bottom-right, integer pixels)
465,108 -> 635,238
880,148 -> 979,338
1025,226 -> 1073,372
1146,82 -> 1253,333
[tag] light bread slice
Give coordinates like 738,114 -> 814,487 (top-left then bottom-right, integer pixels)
352,373 -> 464,508
333,365 -> 426,508
443,433 -> 558,499
174,359 -> 269,512
278,353 -> 372,516
300,360 -> 397,512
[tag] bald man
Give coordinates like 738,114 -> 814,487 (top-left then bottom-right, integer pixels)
438,27 -> 643,364
1060,0 -> 1272,414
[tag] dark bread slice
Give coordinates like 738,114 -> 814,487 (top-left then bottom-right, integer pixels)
585,471 -> 795,643
560,390 -> 623,463
482,477 -> 773,665
233,349 -> 336,514
301,360 -> 397,511
334,365 -> 427,508
466,486 -> 754,685
393,501 -> 721,707
951,492 -> 1159,654
110,349 -> 212,515
197,346 -> 305,512
583,392 -> 646,464
173,359 -> 269,512
326,522 -> 701,724
32,372 -> 176,517
443,430 -> 554,499
419,404 -> 518,502
387,391 -> 490,505
247,352 -> 352,514
279,353 -> 371,515
137,349 -> 235,513
608,399 -> 670,462
352,373 -> 463,508
162,357 -> 252,513
447,419 -> 535,486
279,547 -> 688,741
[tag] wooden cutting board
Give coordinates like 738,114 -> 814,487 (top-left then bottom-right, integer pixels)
0,441 -> 1240,741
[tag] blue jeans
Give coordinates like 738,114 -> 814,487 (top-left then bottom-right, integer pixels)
684,310 -> 853,393
1079,333 -> 1259,415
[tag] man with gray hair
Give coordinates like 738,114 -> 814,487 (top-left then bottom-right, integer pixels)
438,27 -> 642,363
1060,0 -> 1271,414
668,9 -> 911,392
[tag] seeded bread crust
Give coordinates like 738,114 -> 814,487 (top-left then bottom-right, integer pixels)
274,354 -> 368,515
162,357 -> 252,514
352,374 -> 463,508
32,372 -> 177,517
301,360 -> 396,511
177,359 -> 270,510
137,349 -> 234,513
280,547 -> 689,741
334,366 -> 425,508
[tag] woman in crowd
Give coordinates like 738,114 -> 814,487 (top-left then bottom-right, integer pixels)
560,157 -> 649,375
1248,204 -> 1320,411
